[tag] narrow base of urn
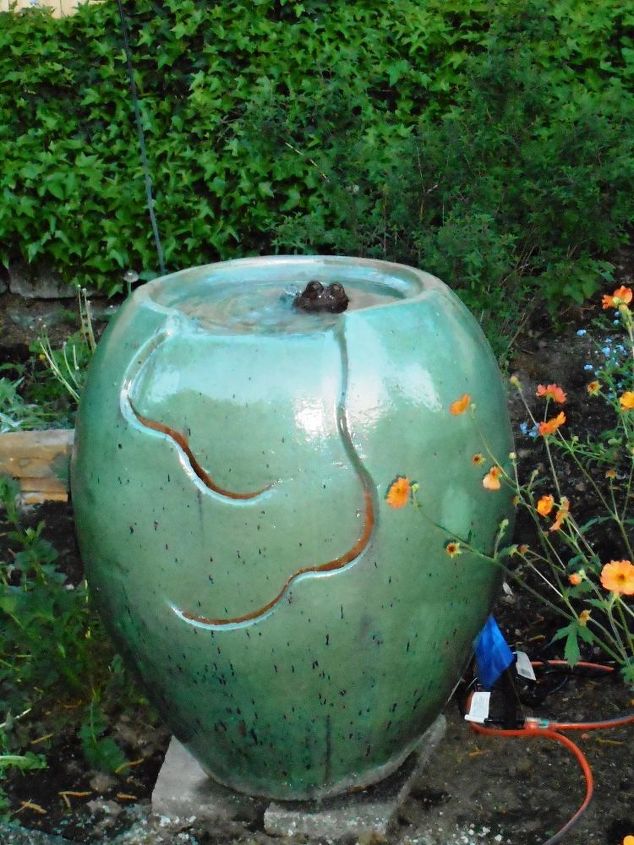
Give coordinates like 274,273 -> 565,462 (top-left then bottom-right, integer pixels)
152,716 -> 446,840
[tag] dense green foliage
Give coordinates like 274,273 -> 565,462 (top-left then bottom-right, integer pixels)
0,0 -> 633,341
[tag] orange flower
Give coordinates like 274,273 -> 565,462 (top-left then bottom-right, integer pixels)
450,393 -> 471,415
578,609 -> 591,626
518,544 -> 530,555
445,541 -> 462,558
471,453 -> 485,466
622,836 -> 634,845
600,560 -> 634,595
602,285 -> 632,309
386,476 -> 412,509
482,466 -> 502,490
619,391 -> 634,411
538,411 -> 566,437
536,494 -> 555,517
568,571 -> 583,586
605,468 -> 617,479
549,497 -> 570,532
586,380 -> 600,396
536,383 -> 567,404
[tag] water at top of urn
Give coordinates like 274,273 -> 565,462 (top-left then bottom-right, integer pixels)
156,278 -> 404,335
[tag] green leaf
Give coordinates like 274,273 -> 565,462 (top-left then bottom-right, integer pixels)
25,241 -> 42,262
79,703 -> 127,774
281,188 -> 301,211
387,60 -> 410,86
563,627 -> 581,666
0,594 -> 18,615
44,179 -> 65,200
0,752 -> 46,772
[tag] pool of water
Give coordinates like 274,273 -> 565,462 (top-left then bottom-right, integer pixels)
155,278 -> 403,334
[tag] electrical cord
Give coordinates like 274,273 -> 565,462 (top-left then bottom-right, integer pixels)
469,720 -> 593,845
464,659 -> 634,844
516,659 -> 615,706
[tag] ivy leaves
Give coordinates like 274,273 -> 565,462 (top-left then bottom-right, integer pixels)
0,0 -> 632,307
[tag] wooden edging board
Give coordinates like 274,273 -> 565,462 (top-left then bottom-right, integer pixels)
0,429 -> 74,504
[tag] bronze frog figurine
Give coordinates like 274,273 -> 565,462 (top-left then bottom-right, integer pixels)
293,280 -> 349,314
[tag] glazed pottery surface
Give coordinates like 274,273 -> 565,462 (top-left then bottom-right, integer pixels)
71,256 -> 514,799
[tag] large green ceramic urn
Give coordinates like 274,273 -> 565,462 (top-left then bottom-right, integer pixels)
72,256 -> 513,800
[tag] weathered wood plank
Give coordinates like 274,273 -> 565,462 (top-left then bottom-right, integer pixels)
0,0 -> 92,17
0,429 -> 74,503
22,489 -> 70,505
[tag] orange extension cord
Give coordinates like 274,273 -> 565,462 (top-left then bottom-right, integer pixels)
467,661 -> 634,845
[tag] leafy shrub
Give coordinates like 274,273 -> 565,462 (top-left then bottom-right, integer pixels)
0,291 -> 96,430
0,372 -> 54,432
35,289 -> 97,407
0,477 -> 131,777
268,1 -> 634,354
1,0 -> 631,327
0,481 -> 107,712
0,0 -> 493,294
79,698 -> 126,774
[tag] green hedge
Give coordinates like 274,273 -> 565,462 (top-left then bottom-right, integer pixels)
265,1 -> 634,338
0,0 -> 632,320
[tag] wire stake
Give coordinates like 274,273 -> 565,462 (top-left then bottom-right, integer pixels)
115,0 -> 166,277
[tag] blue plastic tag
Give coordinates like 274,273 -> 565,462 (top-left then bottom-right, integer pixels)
474,615 -> 514,690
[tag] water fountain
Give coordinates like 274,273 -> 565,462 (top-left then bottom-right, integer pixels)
71,255 -> 513,807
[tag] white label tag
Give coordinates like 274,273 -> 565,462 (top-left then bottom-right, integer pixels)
464,691 -> 490,723
515,650 -> 536,681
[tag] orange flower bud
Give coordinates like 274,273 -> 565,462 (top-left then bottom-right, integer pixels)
450,393 -> 471,415
602,285 -> 632,309
619,391 -> 634,411
386,476 -> 412,509
482,466 -> 502,491
536,383 -> 567,404
549,497 -> 570,532
538,411 -> 566,437
536,494 -> 554,516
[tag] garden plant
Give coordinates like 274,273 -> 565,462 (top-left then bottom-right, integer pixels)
388,285 -> 634,687
0,473 -> 160,821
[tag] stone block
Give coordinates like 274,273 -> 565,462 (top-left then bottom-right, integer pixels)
264,716 -> 446,839
152,738 -> 265,826
153,715 -> 446,841
0,821 -> 71,844
8,262 -> 77,299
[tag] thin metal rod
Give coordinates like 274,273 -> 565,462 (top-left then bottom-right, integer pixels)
115,0 -> 166,276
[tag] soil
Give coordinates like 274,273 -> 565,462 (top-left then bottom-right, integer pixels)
1,268 -> 633,845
